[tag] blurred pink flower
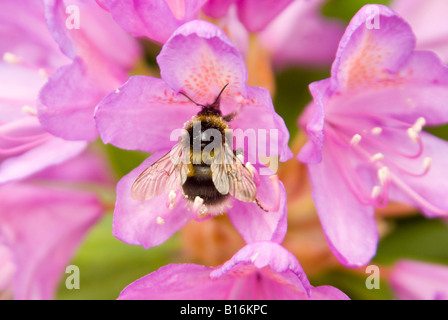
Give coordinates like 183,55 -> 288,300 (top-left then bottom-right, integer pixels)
202,0 -> 294,33
259,0 -> 346,68
389,260 -> 448,300
298,5 -> 448,267
99,0 -> 294,44
95,20 -> 292,249
392,0 -> 448,63
0,150 -> 112,300
0,0 -> 86,183
37,0 -> 141,141
118,241 -> 350,300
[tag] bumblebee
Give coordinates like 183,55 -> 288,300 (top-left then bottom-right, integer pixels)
131,84 -> 266,214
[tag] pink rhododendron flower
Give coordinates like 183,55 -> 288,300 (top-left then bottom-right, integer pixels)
389,260 -> 448,300
392,0 -> 448,63
259,0 -> 346,68
95,20 -> 292,249
202,0 -> 294,33
118,241 -> 350,300
98,0 -> 208,44
0,0 -> 87,183
298,5 -> 448,267
99,0 -> 294,45
0,150 -> 111,300
37,0 -> 141,141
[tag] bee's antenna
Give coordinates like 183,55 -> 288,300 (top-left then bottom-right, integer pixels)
179,92 -> 205,107
212,83 -> 230,106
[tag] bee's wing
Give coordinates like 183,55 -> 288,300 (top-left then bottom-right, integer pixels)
131,142 -> 190,201
211,143 -> 257,203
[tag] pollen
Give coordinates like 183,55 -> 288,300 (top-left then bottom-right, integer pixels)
156,216 -> 165,225
371,127 -> 382,135
22,105 -> 37,116
2,52 -> 20,64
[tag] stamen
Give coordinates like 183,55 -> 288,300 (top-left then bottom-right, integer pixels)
423,157 -> 432,172
350,134 -> 362,146
370,152 -> 384,162
156,216 -> 165,225
371,186 -> 382,199
115,88 -> 120,94
371,127 -> 382,135
378,167 -> 391,186
412,117 -> 426,132
407,127 -> 419,143
167,190 -> 177,209
250,252 -> 260,263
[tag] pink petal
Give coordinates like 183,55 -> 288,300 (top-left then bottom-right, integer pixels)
101,0 -> 207,44
388,132 -> 448,218
118,264 -> 225,300
331,5 -> 416,92
0,135 -> 86,184
227,171 -> 287,244
392,0 -> 448,63
95,76 -> 198,153
236,0 -> 293,32
38,58 -> 121,141
390,260 -> 448,300
307,141 -> 379,267
113,153 -> 191,249
211,242 -> 305,278
201,0 -> 237,19
297,79 -> 329,164
157,20 -> 248,110
229,86 -> 292,162
260,0 -> 345,68
0,183 -> 103,300
43,0 -> 140,68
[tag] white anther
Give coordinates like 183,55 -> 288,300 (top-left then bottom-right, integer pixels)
2,52 -> 20,64
168,190 -> 177,209
378,167 -> 390,186
371,186 -> 382,199
22,105 -> 37,116
407,128 -> 419,143
156,216 -> 165,225
423,157 -> 432,172
370,153 -> 384,162
412,117 -> 426,132
115,88 -> 120,93
371,127 -> 382,135
350,134 -> 362,146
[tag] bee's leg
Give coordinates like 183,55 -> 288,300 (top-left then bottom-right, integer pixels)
253,175 -> 281,213
223,111 -> 237,122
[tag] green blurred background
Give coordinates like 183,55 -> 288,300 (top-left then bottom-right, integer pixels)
56,0 -> 448,300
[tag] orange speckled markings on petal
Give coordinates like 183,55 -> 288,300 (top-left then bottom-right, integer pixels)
339,33 -> 403,91
181,46 -> 242,104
